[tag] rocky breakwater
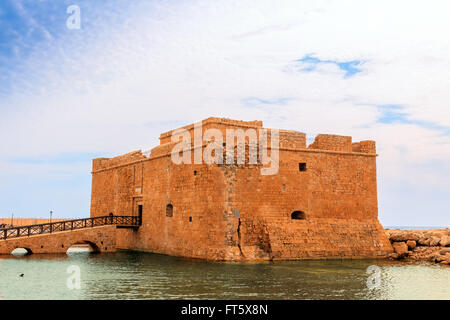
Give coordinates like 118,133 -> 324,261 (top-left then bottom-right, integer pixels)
385,228 -> 450,265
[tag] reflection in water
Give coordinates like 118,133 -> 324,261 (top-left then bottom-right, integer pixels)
0,251 -> 448,300
66,244 -> 92,254
11,248 -> 32,256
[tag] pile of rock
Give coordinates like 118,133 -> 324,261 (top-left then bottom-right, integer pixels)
385,228 -> 450,265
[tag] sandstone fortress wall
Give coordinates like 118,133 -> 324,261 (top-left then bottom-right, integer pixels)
89,117 -> 393,261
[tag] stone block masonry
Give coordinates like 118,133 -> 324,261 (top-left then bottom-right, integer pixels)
90,117 -> 393,261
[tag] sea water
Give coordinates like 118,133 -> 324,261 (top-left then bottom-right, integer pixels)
0,251 -> 448,300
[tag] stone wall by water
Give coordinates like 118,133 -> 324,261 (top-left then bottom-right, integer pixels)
89,117 -> 393,261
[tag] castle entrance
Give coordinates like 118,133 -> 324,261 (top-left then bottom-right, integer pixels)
133,197 -> 143,225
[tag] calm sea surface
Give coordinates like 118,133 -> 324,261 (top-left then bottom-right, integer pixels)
0,250 -> 449,300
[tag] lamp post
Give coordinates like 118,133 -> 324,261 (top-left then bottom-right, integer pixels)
11,212 -> 14,227
50,210 -> 53,224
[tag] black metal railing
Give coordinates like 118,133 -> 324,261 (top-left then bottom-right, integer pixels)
1,215 -> 140,240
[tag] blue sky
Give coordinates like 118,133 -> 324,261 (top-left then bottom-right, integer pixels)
296,55 -> 363,77
1,0 -> 449,226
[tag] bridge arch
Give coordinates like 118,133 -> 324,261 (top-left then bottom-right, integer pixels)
66,240 -> 101,254
11,247 -> 33,256
0,222 -> 119,255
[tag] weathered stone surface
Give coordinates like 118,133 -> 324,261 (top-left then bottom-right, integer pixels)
389,232 -> 419,242
387,229 -> 450,247
87,117 -> 393,261
406,240 -> 416,250
392,242 -> 408,258
418,237 -> 431,246
388,253 -> 399,259
429,236 -> 441,246
439,236 -> 450,247
385,229 -> 450,264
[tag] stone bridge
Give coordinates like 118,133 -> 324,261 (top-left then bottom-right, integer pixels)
0,216 -> 139,255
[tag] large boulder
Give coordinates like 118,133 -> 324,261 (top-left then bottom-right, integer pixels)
429,236 -> 441,246
418,237 -> 431,246
406,240 -> 416,250
388,253 -> 399,260
439,236 -> 450,247
434,255 -> 446,263
389,232 -> 420,242
417,235 -> 441,246
392,242 -> 409,258
439,254 -> 450,265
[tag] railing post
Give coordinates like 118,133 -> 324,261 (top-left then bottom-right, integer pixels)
50,223 -> 52,234
17,228 -> 20,237
28,227 -> 30,237
71,221 -> 73,230
3,229 -> 6,240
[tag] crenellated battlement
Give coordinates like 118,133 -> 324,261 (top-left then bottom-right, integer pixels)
308,134 -> 353,152
352,140 -> 376,154
92,118 -> 377,173
92,150 -> 148,172
278,130 -> 306,149
159,117 -> 263,145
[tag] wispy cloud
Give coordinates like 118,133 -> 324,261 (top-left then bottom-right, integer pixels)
377,105 -> 450,135
242,97 -> 291,107
289,54 -> 364,78
10,0 -> 54,41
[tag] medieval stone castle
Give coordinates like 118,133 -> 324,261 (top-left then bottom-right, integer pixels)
89,117 -> 393,261
0,117 -> 393,260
